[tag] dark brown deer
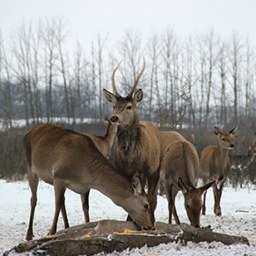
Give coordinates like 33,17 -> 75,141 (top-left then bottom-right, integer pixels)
200,127 -> 237,216
159,131 -> 214,227
103,63 -> 161,224
25,121 -> 119,240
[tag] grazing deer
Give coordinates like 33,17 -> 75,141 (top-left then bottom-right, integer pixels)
160,131 -> 214,227
80,120 -> 118,223
25,121 -> 118,240
103,63 -> 161,223
200,127 -> 237,216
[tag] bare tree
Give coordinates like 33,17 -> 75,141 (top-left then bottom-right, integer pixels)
219,43 -> 228,126
229,33 -> 243,125
40,19 -> 58,122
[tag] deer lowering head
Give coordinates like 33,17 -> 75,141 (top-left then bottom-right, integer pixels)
214,127 -> 237,150
178,178 -> 215,227
103,62 -> 145,128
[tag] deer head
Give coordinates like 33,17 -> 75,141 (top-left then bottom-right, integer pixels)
178,178 -> 215,227
103,62 -> 145,128
214,127 -> 237,150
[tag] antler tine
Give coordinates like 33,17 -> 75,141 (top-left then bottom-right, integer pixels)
112,63 -> 121,97
129,59 -> 146,97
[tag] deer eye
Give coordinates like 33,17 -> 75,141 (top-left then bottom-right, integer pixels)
126,105 -> 132,110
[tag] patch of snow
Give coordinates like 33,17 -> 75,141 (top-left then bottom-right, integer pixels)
0,180 -> 256,255
0,117 -> 100,130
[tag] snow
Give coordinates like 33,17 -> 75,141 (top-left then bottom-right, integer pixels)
0,117 -> 100,130
0,179 -> 256,255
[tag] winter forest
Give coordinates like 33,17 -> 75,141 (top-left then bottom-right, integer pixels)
1,2 -> 256,255
0,18 -> 256,130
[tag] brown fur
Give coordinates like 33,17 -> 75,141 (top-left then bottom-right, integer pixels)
199,127 -> 237,216
79,121 -> 118,223
159,131 -> 214,227
25,125 -> 151,239
103,64 -> 161,224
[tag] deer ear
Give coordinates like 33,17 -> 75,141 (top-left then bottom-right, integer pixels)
199,180 -> 215,194
133,89 -> 143,103
214,126 -> 220,135
131,175 -> 143,195
103,89 -> 117,104
178,178 -> 189,194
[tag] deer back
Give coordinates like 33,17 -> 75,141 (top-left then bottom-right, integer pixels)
161,139 -> 199,187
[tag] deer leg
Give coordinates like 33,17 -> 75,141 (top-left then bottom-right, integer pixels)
147,171 -> 160,224
26,172 -> 39,241
172,192 -> 180,225
61,194 -> 69,229
48,179 -> 66,235
213,183 -> 223,216
80,190 -> 90,223
202,190 -> 207,215
163,180 -> 173,223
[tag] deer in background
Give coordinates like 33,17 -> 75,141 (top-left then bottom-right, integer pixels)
103,62 -> 161,224
159,131 -> 215,227
25,120 -> 118,240
200,127 -> 237,216
246,138 -> 256,167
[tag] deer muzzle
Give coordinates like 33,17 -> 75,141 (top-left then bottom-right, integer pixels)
110,115 -> 119,123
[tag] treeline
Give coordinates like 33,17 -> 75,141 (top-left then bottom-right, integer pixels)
1,125 -> 256,186
0,19 -> 256,131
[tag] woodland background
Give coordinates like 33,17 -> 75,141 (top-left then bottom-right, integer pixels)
0,19 -> 255,184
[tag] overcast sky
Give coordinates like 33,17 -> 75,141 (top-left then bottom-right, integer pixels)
0,0 -> 256,44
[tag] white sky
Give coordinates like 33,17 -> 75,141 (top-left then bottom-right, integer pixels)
0,0 -> 256,45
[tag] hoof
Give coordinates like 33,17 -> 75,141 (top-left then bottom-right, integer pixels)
214,209 -> 222,216
26,235 -> 33,241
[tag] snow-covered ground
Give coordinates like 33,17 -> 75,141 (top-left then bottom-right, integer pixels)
0,179 -> 256,255
0,117 -> 100,130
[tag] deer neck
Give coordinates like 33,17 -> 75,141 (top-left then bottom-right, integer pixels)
217,141 -> 230,164
89,161 -> 135,209
104,123 -> 118,151
116,115 -> 140,154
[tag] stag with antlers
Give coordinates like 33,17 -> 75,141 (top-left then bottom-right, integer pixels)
103,62 -> 161,224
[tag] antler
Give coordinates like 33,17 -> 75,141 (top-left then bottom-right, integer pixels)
111,64 -> 121,97
229,127 -> 237,134
129,59 -> 145,97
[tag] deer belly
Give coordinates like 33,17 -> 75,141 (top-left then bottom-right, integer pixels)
66,182 -> 89,195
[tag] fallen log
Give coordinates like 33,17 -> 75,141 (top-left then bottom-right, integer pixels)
178,224 -> 249,246
4,220 -> 249,256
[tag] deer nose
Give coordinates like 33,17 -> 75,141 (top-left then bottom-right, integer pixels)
110,115 -> 119,123
230,144 -> 234,148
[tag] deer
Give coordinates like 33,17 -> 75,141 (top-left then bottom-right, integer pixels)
80,119 -> 118,223
25,120 -> 119,240
103,62 -> 161,224
199,127 -> 237,216
247,138 -> 256,166
159,131 -> 215,227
